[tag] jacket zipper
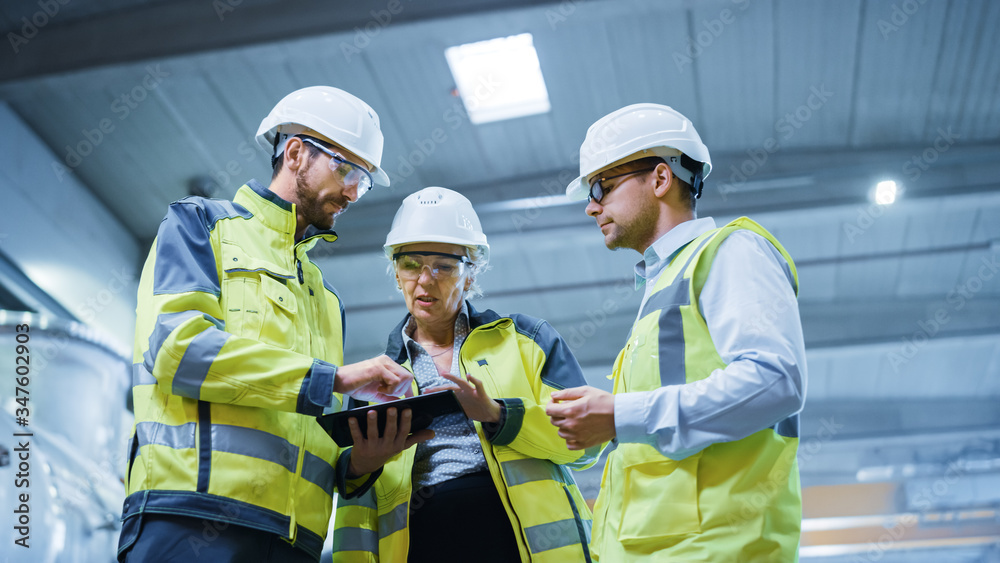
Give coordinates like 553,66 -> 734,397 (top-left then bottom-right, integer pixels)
288,252 -> 307,540
464,329 -> 532,560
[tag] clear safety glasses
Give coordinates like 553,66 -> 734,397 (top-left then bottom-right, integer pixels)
588,167 -> 656,203
300,137 -> 375,199
393,251 -> 473,282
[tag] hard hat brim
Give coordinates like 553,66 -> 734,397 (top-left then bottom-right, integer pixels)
371,167 -> 390,187
565,176 -> 589,201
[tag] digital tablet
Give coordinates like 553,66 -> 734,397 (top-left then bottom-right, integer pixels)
316,390 -> 464,447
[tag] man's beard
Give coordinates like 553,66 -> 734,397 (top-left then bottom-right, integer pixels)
605,201 -> 657,252
295,163 -> 347,231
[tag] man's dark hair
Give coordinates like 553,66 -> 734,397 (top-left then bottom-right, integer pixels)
271,134 -> 323,180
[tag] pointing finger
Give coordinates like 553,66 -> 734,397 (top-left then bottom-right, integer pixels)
440,372 -> 473,391
465,373 -> 487,393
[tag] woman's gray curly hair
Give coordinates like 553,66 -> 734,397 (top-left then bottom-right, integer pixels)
387,245 -> 490,299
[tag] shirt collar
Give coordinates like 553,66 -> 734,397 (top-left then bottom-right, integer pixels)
401,301 -> 470,358
634,217 -> 717,289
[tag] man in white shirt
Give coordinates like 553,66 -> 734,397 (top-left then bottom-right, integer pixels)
546,103 -> 807,561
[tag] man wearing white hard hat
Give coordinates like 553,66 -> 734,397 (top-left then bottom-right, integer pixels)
118,86 -> 429,562
332,187 -> 601,562
545,104 -> 807,561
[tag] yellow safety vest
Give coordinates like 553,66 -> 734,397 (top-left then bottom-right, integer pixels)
121,181 -> 347,560
591,218 -> 802,562
333,305 -> 603,562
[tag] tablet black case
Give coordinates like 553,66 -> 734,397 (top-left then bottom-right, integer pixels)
316,390 -> 464,447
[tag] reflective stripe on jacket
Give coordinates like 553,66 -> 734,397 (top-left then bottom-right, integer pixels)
592,217 -> 802,562
333,304 -> 603,562
121,181 -> 348,560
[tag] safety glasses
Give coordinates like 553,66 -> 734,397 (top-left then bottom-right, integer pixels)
393,251 -> 472,281
588,167 -> 657,203
300,137 -> 375,199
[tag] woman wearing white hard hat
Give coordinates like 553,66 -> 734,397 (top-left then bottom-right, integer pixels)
331,187 -> 602,563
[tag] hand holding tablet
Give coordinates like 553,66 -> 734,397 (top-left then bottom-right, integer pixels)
316,390 -> 464,447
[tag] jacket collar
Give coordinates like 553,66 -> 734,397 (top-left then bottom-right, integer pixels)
235,179 -> 338,246
385,301 -> 503,364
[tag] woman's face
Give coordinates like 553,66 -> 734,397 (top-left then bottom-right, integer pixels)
394,242 -> 473,329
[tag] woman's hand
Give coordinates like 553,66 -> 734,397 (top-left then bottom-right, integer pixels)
427,373 -> 501,423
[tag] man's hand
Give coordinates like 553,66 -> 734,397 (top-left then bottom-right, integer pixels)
347,408 -> 434,477
427,373 -> 501,423
335,355 -> 413,403
545,386 -> 616,450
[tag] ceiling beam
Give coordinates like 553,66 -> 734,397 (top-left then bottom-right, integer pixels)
341,271 -> 1000,357
800,399 -> 1000,443
565,295 -> 1000,366
796,400 -> 1000,487
325,142 -> 1000,256
570,400 -> 1000,502
342,296 -> 1000,372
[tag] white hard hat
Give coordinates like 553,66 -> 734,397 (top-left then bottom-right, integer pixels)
256,86 -> 390,187
566,103 -> 711,200
384,187 -> 490,265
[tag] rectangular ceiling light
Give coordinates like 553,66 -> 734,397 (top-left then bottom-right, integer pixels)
445,33 -> 551,124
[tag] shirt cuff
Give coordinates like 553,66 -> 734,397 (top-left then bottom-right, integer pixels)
296,359 -> 337,416
614,391 -> 653,445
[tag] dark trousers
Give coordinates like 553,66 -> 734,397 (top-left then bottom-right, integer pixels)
408,471 -> 522,562
119,514 -> 317,563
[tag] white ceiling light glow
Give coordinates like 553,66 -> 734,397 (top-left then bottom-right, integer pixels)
875,180 -> 897,205
445,33 -> 551,124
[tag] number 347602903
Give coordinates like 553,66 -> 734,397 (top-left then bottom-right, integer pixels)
14,324 -> 30,424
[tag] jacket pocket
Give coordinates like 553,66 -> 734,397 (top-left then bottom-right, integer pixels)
259,274 -> 297,349
221,241 -> 298,350
618,448 -> 701,546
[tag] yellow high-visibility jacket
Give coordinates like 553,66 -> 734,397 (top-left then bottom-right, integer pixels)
120,181 -> 354,560
333,304 -> 603,562
592,218 -> 802,562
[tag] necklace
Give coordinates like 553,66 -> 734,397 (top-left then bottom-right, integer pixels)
418,341 -> 453,358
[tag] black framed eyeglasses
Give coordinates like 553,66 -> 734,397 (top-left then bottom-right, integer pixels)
588,167 -> 657,203
300,136 -> 375,199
